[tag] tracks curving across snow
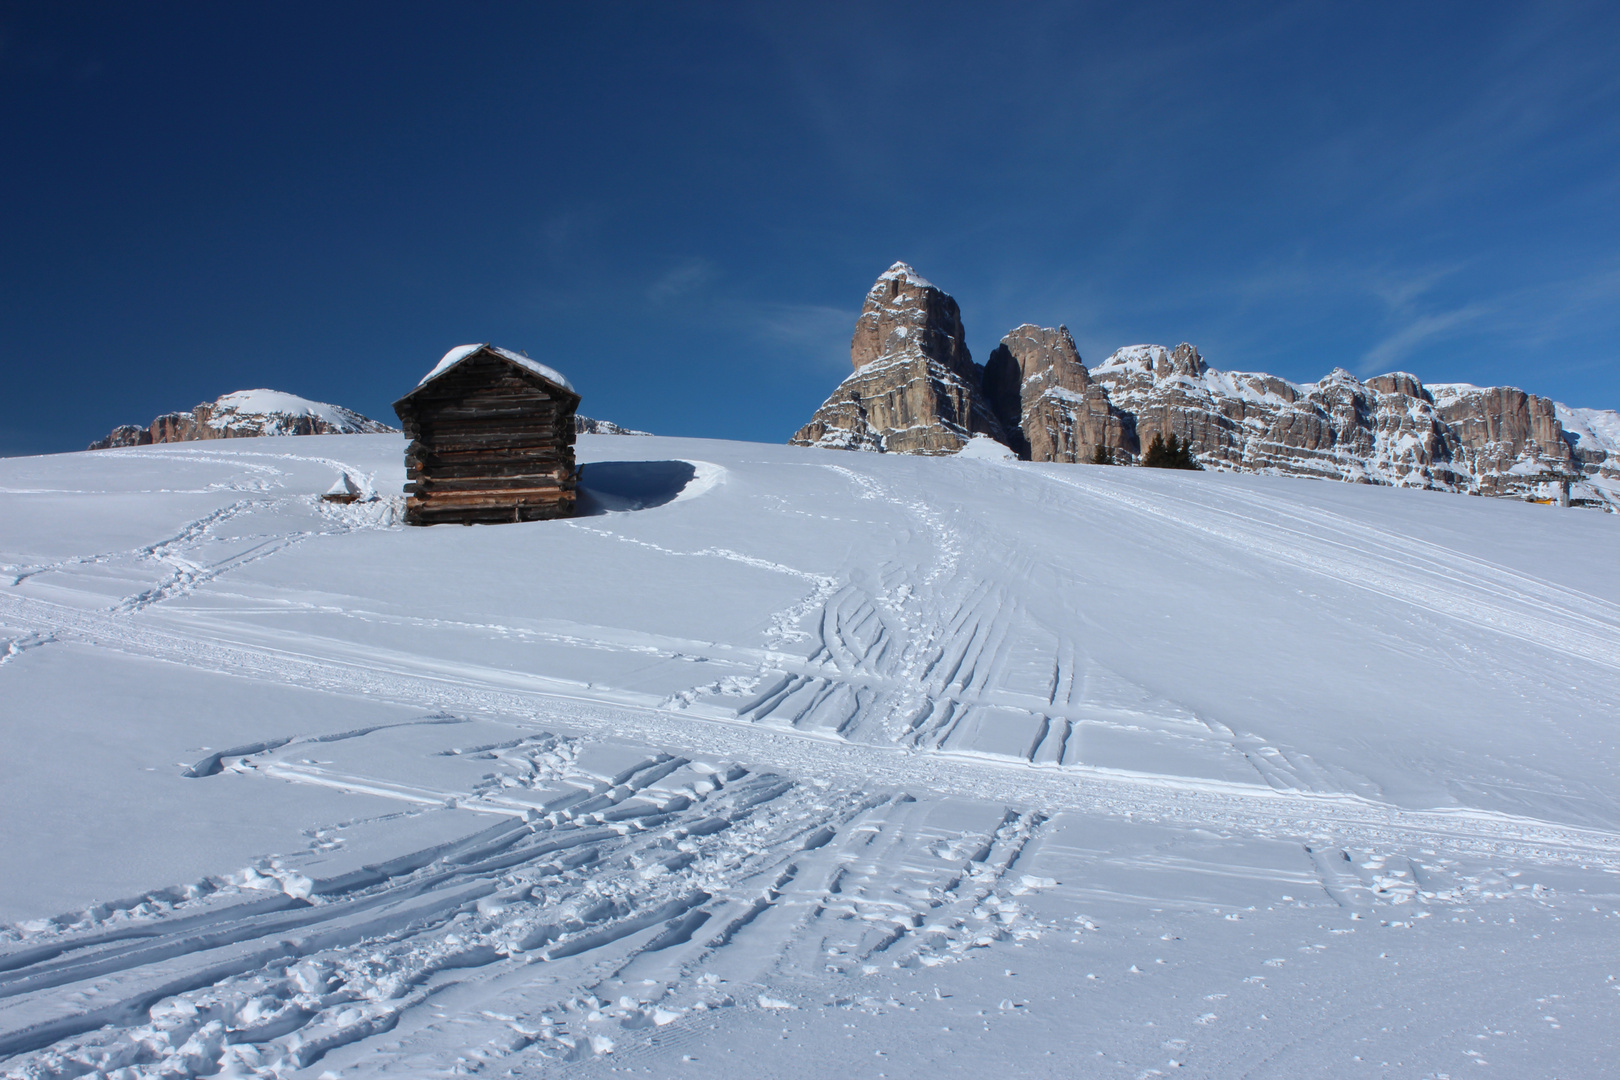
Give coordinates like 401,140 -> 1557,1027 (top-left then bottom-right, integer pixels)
5,435 -> 1620,1078
3,591 -> 1617,872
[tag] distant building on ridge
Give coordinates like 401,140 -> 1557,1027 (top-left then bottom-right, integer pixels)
393,344 -> 581,526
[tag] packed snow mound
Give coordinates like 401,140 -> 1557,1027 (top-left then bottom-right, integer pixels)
418,343 -> 575,393
954,433 -> 1018,460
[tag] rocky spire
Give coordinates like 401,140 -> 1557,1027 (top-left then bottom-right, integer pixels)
787,268 -> 1608,503
790,263 -> 1006,455
982,324 -> 1131,462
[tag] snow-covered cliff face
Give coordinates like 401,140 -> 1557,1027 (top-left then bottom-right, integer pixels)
89,390 -> 395,450
980,324 -> 1130,463
1086,351 -> 1617,502
1558,403 -> 1620,478
789,264 -> 1620,507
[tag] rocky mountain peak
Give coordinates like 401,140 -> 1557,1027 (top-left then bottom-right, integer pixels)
850,261 -> 976,384
788,268 -> 1619,508
575,415 -> 651,436
873,260 -> 934,290
1319,366 -> 1364,388
983,325 -> 1089,409
981,325 -> 1123,462
791,263 -> 1005,455
1161,343 -> 1207,379
89,389 -> 395,450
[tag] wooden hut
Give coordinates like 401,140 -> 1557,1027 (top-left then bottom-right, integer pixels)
393,344 -> 581,525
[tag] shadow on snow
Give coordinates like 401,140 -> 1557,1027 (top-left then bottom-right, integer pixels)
576,460 -> 698,515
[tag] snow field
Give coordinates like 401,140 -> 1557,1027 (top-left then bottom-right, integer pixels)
1,433 -> 1618,1078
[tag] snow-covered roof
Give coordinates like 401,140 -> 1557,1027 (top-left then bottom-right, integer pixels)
417,344 -> 576,394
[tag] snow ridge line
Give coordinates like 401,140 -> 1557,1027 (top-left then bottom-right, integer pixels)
2,591 -> 1618,869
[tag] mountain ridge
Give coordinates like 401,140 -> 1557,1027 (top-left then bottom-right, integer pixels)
89,389 -> 395,450
792,264 -> 1620,508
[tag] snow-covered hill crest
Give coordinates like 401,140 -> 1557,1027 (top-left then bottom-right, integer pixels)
89,389 -> 395,450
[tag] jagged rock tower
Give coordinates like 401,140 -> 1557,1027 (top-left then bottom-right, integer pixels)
790,263 -> 1006,454
785,263 -> 1613,506
982,324 -> 1131,462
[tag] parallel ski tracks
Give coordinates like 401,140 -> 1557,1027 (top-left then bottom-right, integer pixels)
5,590 -> 1618,872
1032,468 -> 1620,674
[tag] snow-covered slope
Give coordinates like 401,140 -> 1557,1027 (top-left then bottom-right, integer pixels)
2,436 -> 1618,1078
1556,401 -> 1620,473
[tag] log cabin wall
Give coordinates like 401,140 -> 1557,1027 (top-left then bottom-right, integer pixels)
394,351 -> 580,526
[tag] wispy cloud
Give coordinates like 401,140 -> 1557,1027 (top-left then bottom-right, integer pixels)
1359,305 -> 1487,374
743,301 -> 854,371
647,258 -> 716,304
1366,265 -> 1466,310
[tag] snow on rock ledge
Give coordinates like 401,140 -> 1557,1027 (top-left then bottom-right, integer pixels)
576,415 -> 652,436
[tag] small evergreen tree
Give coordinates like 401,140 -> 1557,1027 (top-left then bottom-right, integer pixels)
1090,444 -> 1113,465
1140,432 -> 1201,470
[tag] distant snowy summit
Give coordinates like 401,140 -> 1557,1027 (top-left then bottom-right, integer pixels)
575,415 -> 651,436
792,263 -> 1620,508
89,389 -> 396,450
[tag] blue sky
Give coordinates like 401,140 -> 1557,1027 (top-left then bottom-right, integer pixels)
3,2 -> 1617,455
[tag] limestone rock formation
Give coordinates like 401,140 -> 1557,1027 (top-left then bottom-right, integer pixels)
92,424 -> 153,450
791,263 -> 1005,455
1428,384 -> 1574,494
787,262 -> 1618,507
983,325 -> 1128,462
89,390 -> 395,450
1086,348 -> 1585,496
576,415 -> 651,436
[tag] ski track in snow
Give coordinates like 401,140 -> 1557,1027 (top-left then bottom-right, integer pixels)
3,438 -> 1619,1077
2,590 -> 1616,868
1034,469 -> 1620,673
0,714 -> 1058,1077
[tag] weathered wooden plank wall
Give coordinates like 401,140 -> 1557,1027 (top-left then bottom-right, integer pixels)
395,352 -> 579,525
